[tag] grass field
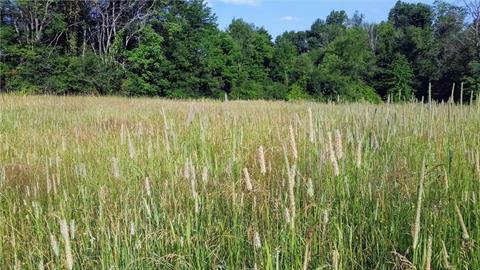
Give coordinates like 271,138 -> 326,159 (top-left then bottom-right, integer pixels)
0,95 -> 479,269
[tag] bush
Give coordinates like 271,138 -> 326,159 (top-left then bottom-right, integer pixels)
263,80 -> 289,100
287,83 -> 311,101
464,61 -> 480,100
230,80 -> 265,100
344,83 -> 382,103
3,48 -> 123,95
121,72 -> 160,97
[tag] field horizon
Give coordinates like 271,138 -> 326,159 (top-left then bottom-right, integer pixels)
1,95 -> 479,269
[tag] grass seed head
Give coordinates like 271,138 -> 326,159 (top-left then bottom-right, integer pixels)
288,165 -> 297,222
127,132 -> 136,159
69,219 -> 76,240
307,178 -> 314,198
144,177 -> 152,197
426,235 -> 433,270
332,250 -> 339,270
59,219 -> 73,270
455,204 -> 470,240
334,129 -> 343,160
442,241 -> 452,269
111,157 -> 121,180
130,222 -> 135,236
49,233 -> 59,258
253,231 -> 261,249
244,168 -> 253,192
284,207 -> 291,224
413,158 -> 426,250
258,146 -> 266,175
356,139 -> 362,168
202,166 -> 208,183
308,107 -> 314,143
327,132 -> 340,176
289,125 -> 298,160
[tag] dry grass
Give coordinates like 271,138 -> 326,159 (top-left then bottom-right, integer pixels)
0,95 -> 479,269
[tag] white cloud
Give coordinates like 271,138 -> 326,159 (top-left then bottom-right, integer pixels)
220,0 -> 258,6
280,16 -> 296,22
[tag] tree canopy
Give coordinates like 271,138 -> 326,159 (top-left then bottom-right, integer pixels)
0,0 -> 478,102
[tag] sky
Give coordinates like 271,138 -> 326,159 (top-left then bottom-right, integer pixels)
207,0 -> 437,38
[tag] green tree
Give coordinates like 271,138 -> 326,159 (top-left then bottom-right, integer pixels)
309,28 -> 380,102
122,26 -> 170,96
0,0 -> 476,102
227,18 -> 275,98
276,31 -> 309,54
228,19 -> 273,82
291,54 -> 314,89
196,31 -> 243,98
373,1 -> 439,100
387,54 -> 414,101
271,36 -> 297,85
432,0 -> 470,100
372,22 -> 398,97
307,12 -> 347,51
156,0 -> 219,97
326,10 -> 348,26
288,83 -> 311,101
389,1 -> 434,29
464,61 -> 480,100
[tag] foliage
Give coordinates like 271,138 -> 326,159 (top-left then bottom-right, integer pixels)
230,80 -> 264,100
389,1 -> 434,29
308,28 -> 380,102
0,0 -> 478,103
122,26 -> 169,96
287,83 -> 311,100
388,53 -> 414,101
464,61 -> 480,98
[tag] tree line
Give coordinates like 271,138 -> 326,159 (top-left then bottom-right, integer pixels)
0,0 -> 479,102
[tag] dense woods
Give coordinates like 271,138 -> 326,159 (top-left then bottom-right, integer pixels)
0,0 -> 479,102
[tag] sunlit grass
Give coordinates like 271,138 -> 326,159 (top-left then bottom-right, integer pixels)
0,95 -> 479,269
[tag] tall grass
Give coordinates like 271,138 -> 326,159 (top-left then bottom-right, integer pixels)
0,96 -> 479,269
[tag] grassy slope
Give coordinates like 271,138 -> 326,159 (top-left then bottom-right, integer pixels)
0,95 -> 479,269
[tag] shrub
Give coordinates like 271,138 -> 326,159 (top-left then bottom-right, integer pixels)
263,80 -> 289,100
287,83 -> 311,101
230,80 -> 265,100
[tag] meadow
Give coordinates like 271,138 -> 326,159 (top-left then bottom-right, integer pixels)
0,95 -> 479,269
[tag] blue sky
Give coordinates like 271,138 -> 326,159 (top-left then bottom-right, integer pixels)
207,0 -> 436,38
